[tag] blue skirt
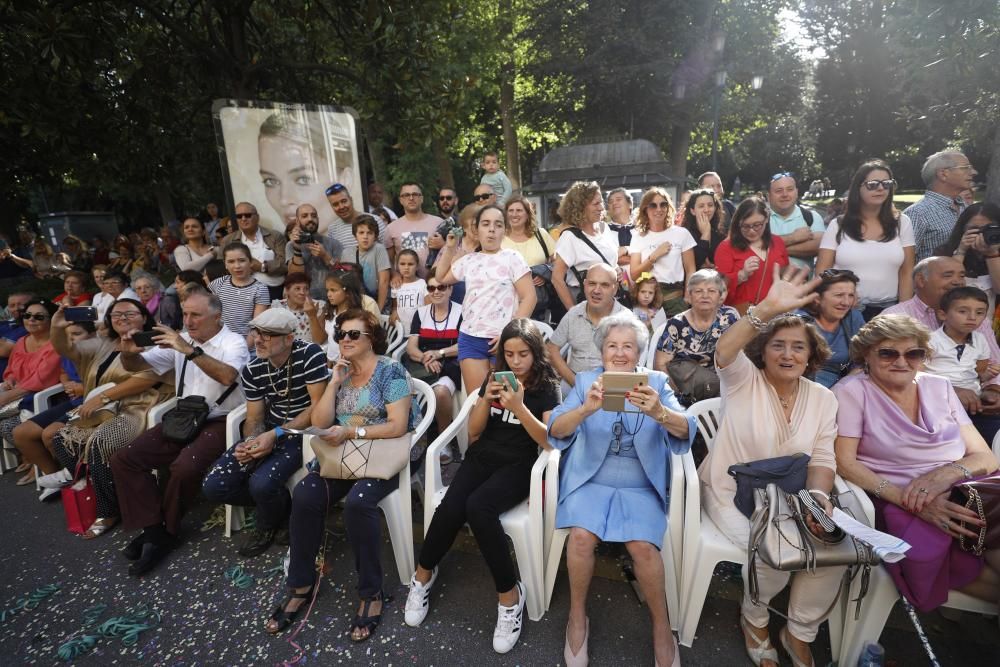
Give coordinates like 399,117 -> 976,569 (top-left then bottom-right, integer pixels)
556,453 -> 666,549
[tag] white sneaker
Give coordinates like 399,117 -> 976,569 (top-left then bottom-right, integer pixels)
38,487 -> 61,502
404,567 -> 438,627
492,581 -> 525,654
37,468 -> 72,489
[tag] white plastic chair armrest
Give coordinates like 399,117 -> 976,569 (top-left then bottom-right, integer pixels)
147,397 -> 179,427
528,448 -> 551,546
839,477 -> 875,525
680,450 -> 701,572
33,384 -> 65,413
423,393 -> 478,529
410,379 -> 436,445
84,382 -> 117,402
226,404 -> 248,448
543,448 -> 562,557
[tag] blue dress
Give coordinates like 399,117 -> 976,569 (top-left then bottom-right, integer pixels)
548,368 -> 694,548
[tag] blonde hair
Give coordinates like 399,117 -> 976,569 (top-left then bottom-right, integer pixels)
505,195 -> 538,236
631,274 -> 663,309
635,187 -> 676,234
849,314 -> 931,364
558,181 -> 601,229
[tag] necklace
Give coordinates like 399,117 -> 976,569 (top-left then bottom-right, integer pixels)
776,383 -> 799,409
430,302 -> 451,332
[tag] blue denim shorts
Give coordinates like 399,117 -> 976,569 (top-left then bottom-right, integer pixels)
457,331 -> 496,363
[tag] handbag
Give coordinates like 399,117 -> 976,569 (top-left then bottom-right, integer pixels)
161,357 -> 238,443
950,471 -> 1000,556
402,357 -> 439,383
310,433 -> 411,480
61,461 -> 97,535
728,452 -> 810,519
666,359 -> 720,403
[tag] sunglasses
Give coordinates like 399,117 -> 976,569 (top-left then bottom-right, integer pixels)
325,183 -> 347,196
876,347 -> 926,363
24,313 -> 50,321
333,329 -> 370,342
426,284 -> 450,292
438,195 -> 455,201
646,201 -> 671,210
399,192 -> 422,199
771,171 -> 794,181
862,179 -> 896,191
820,269 -> 859,281
473,193 -> 493,202
235,212 -> 255,219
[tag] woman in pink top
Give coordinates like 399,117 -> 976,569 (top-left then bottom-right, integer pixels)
436,205 -> 536,394
700,267 -> 842,667
833,314 -> 999,612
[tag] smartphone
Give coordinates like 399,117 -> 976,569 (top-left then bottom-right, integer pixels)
130,330 -> 161,348
493,371 -> 519,392
601,371 -> 648,412
64,307 -> 98,322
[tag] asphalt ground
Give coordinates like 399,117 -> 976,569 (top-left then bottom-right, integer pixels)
1,464 -> 998,666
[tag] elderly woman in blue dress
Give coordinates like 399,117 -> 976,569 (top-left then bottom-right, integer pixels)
549,312 -> 694,667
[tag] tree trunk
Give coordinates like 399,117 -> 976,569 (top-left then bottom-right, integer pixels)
669,120 -> 691,183
498,0 -> 521,190
153,182 -> 175,226
360,118 -> 386,187
987,124 -> 1000,205
431,135 -> 455,190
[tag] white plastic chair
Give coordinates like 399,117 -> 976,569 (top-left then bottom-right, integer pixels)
836,476 -> 998,665
541,443 -> 685,631
423,392 -> 552,622
301,377 -> 435,583
385,320 -> 406,359
147,397 -> 178,429
530,320 -> 554,342
639,322 -> 666,369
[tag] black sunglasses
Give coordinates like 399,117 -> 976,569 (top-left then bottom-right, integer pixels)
473,193 -> 493,202
876,348 -> 926,363
426,284 -> 450,292
820,269 -> 859,282
325,183 -> 347,196
235,212 -> 255,219
862,179 -> 896,192
333,329 -> 370,342
646,202 -> 671,210
438,195 -> 455,201
23,313 -> 50,321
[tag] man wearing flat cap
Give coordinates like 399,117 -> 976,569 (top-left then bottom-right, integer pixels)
202,308 -> 330,557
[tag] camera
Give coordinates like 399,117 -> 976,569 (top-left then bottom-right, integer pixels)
978,223 -> 1000,246
436,220 -> 463,243
298,232 -> 314,246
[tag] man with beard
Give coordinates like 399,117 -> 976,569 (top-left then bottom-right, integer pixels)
287,203 -> 343,300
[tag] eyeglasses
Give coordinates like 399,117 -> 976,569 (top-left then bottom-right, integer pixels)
325,183 -> 347,196
426,284 -> 450,292
399,192 -> 423,199
862,179 -> 896,191
438,195 -> 455,201
250,329 -> 278,341
689,288 -> 721,297
333,329 -> 370,342
235,212 -> 255,220
945,164 -> 974,171
741,222 -> 766,232
646,202 -> 671,210
876,347 -> 926,363
771,171 -> 794,181
23,313 -> 50,321
104,280 -> 125,287
820,269 -> 859,281
610,421 -> 635,455
109,311 -> 143,321
473,193 -> 493,202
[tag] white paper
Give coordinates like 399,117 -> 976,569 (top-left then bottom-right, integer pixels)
831,508 -> 911,563
282,426 -> 337,438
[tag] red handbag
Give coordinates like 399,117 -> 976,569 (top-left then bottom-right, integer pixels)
61,462 -> 97,535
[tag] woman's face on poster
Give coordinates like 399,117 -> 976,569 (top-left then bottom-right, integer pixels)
258,135 -> 333,233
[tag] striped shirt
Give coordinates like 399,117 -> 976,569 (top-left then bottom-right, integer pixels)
409,302 -> 462,352
241,339 -> 329,425
904,191 -> 965,262
326,213 -> 387,253
209,275 -> 271,335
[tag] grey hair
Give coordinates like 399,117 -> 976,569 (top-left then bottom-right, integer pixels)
180,284 -> 223,314
130,270 -> 163,292
606,187 -> 633,208
686,268 -> 727,293
921,150 -> 965,187
585,262 -> 618,282
234,201 -> 258,215
912,255 -> 960,282
593,311 -> 649,357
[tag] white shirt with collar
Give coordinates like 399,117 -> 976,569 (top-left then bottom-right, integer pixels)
141,325 -> 249,418
241,229 -> 283,287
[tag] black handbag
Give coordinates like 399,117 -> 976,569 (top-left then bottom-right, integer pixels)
727,452 -> 810,519
161,357 -> 238,443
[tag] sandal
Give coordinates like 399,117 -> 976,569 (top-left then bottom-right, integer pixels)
265,585 -> 316,635
349,591 -> 391,643
16,468 -> 36,486
15,462 -> 31,474
83,517 -> 119,540
740,615 -> 778,667
778,626 -> 814,667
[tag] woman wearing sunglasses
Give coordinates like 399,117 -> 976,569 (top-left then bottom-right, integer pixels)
268,309 -> 417,643
833,313 -> 1000,615
815,159 -> 915,320
629,187 -> 697,317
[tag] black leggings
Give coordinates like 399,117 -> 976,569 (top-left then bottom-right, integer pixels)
417,450 -> 533,593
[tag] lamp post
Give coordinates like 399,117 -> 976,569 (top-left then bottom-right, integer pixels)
711,69 -> 727,172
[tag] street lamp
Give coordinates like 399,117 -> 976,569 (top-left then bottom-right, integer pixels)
711,69 -> 727,172
752,75 -> 764,90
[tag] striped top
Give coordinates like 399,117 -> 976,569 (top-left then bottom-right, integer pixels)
409,302 -> 462,352
241,339 -> 330,425
209,275 -> 271,335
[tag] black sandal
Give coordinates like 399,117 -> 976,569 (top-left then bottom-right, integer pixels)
349,591 -> 391,643
265,585 -> 316,635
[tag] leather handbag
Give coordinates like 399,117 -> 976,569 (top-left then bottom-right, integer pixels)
61,461 -> 97,535
310,433 -> 412,481
950,471 -> 1000,556
161,357 -> 238,443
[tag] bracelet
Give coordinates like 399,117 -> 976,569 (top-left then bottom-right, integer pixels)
807,488 -> 831,501
274,426 -> 285,439
947,462 -> 973,479
745,305 -> 769,331
655,405 -> 671,424
873,479 -> 889,499
291,259 -> 304,266
985,253 -> 1000,259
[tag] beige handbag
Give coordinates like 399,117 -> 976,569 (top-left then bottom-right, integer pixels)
310,434 -> 412,480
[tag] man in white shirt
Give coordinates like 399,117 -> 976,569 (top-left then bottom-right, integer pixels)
217,202 -> 287,299
113,287 -> 250,576
767,173 -> 825,271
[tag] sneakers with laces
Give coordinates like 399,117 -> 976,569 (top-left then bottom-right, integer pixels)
492,581 -> 525,654
403,567 -> 438,627
37,468 -> 73,489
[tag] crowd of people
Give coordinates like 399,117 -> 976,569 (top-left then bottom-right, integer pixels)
2,147 -> 999,666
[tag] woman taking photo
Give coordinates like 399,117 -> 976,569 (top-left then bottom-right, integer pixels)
503,196 -> 554,320
549,312 -> 693,667
551,181 -> 624,311
936,202 -> 1000,320
682,188 -> 726,269
209,242 -> 270,338
271,273 -> 326,344
404,319 -> 560,654
36,300 -> 171,539
714,197 -> 789,314
266,309 -> 416,642
629,187 -> 697,317
173,216 -> 216,273
796,269 -> 866,388
833,314 -> 1000,613
815,159 -> 915,320
700,267 -> 842,667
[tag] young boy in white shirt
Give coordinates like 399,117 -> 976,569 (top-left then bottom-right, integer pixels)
926,286 -> 1000,406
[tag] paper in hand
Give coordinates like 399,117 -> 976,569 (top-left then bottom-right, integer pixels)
831,508 -> 911,563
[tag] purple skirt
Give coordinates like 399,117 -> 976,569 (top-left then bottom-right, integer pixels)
875,499 -> 984,612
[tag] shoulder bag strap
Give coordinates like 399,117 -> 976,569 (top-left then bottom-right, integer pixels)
566,226 -> 612,265
356,247 -> 361,266
176,356 -> 188,398
533,230 -> 551,258
94,350 -> 120,387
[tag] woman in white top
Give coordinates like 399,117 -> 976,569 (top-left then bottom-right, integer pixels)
172,217 -> 215,273
551,181 -> 624,311
815,159 -> 915,320
629,187 -> 697,317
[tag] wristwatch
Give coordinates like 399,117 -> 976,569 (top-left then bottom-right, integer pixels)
100,393 -> 112,405
186,346 -> 205,361
356,427 -> 367,439
438,349 -> 445,360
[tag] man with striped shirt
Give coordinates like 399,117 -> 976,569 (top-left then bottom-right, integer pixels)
202,309 -> 329,557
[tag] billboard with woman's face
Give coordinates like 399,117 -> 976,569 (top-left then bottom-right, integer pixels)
212,100 -> 365,235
